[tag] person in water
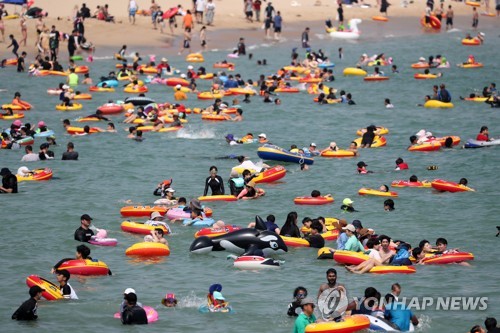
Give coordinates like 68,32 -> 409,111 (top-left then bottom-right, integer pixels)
395,157 -> 409,170
161,293 -> 178,307
384,199 -> 395,211
121,292 -> 148,325
292,298 -> 317,333
357,161 -> 372,174
12,286 -> 43,321
56,269 -> 78,299
476,126 -> 492,141
287,286 -> 308,317
341,198 -> 357,212
52,244 -> 92,273
74,214 -> 94,242
280,211 -> 301,238
305,220 -> 325,249
203,166 -> 225,196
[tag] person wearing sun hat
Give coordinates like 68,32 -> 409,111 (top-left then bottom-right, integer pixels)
340,198 -> 357,212
161,293 -> 178,307
307,143 -> 320,156
342,224 -> 364,252
292,297 -> 317,333
257,133 -> 268,144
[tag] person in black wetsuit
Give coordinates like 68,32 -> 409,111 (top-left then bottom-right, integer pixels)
85,110 -> 109,121
121,293 -> 148,325
0,168 -> 18,193
203,166 -> 224,196
74,214 -> 94,242
287,286 -> 308,316
280,211 -> 300,238
305,220 -> 325,248
12,286 -> 43,321
360,125 -> 376,148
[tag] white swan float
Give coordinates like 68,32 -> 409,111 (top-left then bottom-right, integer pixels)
327,18 -> 362,40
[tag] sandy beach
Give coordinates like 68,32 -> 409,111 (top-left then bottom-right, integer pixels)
1,0 -> 498,58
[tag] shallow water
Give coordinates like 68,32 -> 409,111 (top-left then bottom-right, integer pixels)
1,27 -> 499,333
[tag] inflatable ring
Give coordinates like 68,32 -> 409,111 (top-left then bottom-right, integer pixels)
420,15 -> 441,30
233,256 -> 281,270
356,126 -> 389,136
97,104 -> 124,115
199,73 -> 214,80
368,265 -> 416,274
197,92 -> 225,100
434,136 -> 461,146
57,259 -> 110,275
0,113 -> 24,120
137,66 -> 158,74
194,226 -> 241,238
274,87 -> 300,93
74,66 -> 89,74
293,196 -> 334,205
372,16 -> 388,22
201,114 -> 228,121
124,86 -> 148,93
198,195 -> 237,202
334,250 -> 369,265
411,63 -> 430,69
66,126 -> 100,135
121,221 -> 168,235
421,252 -> 474,264
227,88 -> 256,95
364,75 -> 389,81
358,188 -> 398,197
391,180 -> 431,188
320,150 -> 356,158
299,78 -> 322,83
353,135 -> 387,147
281,236 -> 310,247
70,55 -> 83,61
465,0 -> 480,6
414,73 -> 438,79
343,67 -> 367,76
408,141 -> 442,152
252,165 -> 287,184
89,86 -> 115,92
16,168 -> 53,182
120,205 -> 168,217
2,103 -> 32,111
186,53 -> 205,62
213,63 -> 235,69
424,100 -> 454,108
73,93 -> 92,100
462,38 -> 481,46
125,242 -> 170,256
459,63 -> 483,68
257,144 -> 314,165
97,80 -> 119,88
55,103 -> 83,111
26,275 -> 63,301
430,179 -> 475,192
305,315 -> 370,333
165,78 -> 190,87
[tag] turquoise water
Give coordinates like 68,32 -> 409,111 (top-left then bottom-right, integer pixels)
1,28 -> 499,333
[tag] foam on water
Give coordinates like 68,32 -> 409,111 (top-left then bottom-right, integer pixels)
176,127 -> 216,139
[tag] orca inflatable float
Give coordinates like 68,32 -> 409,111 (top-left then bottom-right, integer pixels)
189,216 -> 288,256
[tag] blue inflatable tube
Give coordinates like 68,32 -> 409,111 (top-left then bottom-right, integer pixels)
97,80 -> 119,88
34,130 -> 55,138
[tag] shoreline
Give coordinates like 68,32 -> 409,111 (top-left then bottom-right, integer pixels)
1,0 -> 498,61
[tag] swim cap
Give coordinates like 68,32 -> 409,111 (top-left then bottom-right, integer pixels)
38,121 -> 46,128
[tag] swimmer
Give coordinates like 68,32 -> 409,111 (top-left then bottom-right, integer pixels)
287,287 -> 308,317
384,199 -> 395,211
357,161 -> 372,174
395,157 -> 409,170
161,293 -> 178,307
385,98 -> 394,108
